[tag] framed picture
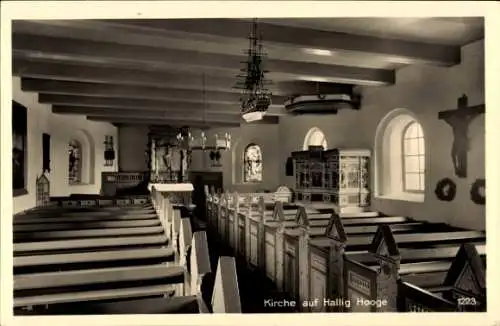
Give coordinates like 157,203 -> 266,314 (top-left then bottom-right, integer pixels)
12,101 -> 28,196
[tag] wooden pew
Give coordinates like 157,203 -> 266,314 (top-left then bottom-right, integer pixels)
262,205 -> 483,312
14,211 -> 193,311
341,224 -> 486,312
15,228 -> 241,314
13,201 -> 169,254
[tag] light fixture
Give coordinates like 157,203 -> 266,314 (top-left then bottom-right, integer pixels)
242,110 -> 266,123
235,18 -> 272,123
303,48 -> 335,56
175,72 -> 231,151
103,135 -> 115,167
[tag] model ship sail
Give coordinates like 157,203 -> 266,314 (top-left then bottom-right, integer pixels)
234,19 -> 272,121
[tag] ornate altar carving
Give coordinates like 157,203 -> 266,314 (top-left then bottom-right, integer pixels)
291,146 -> 371,213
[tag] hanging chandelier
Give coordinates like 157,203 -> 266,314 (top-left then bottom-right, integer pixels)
234,18 -> 272,123
176,73 -> 231,151
176,128 -> 231,151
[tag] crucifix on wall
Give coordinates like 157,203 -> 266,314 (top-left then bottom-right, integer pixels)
438,94 -> 485,178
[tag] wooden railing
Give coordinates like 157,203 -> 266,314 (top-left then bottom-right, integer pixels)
152,183 -> 241,313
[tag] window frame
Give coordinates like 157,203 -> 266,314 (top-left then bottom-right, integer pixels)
373,108 -> 426,203
303,127 -> 328,150
401,121 -> 425,194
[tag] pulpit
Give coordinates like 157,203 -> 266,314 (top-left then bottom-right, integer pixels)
292,146 -> 371,213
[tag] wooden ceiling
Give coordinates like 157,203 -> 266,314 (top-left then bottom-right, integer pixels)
12,17 -> 484,128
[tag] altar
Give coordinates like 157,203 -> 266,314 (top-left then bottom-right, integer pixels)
149,182 -> 195,207
291,146 -> 371,213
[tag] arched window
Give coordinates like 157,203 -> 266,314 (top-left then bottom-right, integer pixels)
243,143 -> 262,183
402,121 -> 425,192
68,139 -> 82,184
303,127 -> 327,150
374,109 -> 425,202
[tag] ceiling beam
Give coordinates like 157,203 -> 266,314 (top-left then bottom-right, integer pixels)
14,60 -> 348,96
87,116 -> 280,127
109,19 -> 460,67
21,78 -> 288,104
39,94 -> 287,116
13,34 -> 394,86
87,116 -> 242,128
14,19 -> 460,67
51,106 -> 242,121
57,106 -> 279,125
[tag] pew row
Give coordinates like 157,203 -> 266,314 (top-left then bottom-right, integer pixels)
207,192 -> 486,312
341,224 -> 486,312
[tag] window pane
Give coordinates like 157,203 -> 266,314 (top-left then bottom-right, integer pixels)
418,137 -> 425,154
419,174 -> 425,191
404,156 -> 420,173
415,123 -> 423,138
418,155 -> 425,172
405,173 -> 420,191
404,139 -> 419,155
244,144 -> 263,182
405,123 -> 418,139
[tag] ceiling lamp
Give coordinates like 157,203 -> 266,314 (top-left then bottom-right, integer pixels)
176,128 -> 231,151
176,73 -> 231,151
235,19 -> 272,123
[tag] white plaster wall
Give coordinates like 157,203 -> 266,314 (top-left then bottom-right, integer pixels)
278,40 -> 485,230
12,77 -> 119,214
112,40 -> 484,230
118,125 -> 149,172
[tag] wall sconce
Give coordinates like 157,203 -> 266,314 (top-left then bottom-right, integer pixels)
104,135 -> 115,167
209,150 -> 222,167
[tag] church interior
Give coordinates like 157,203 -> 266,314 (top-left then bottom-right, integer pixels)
8,16 -> 486,315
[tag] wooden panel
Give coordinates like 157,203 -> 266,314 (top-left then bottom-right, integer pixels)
309,268 -> 327,312
250,233 -> 258,266
14,284 -> 176,307
15,264 -> 183,290
265,231 -> 276,246
310,252 -> 327,274
284,252 -> 297,299
14,247 -> 174,267
347,288 -> 372,312
238,223 -> 245,257
265,242 -> 275,280
347,270 -> 371,296
14,234 -> 168,252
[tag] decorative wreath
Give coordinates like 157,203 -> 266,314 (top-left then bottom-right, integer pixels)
470,179 -> 485,205
434,178 -> 457,202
